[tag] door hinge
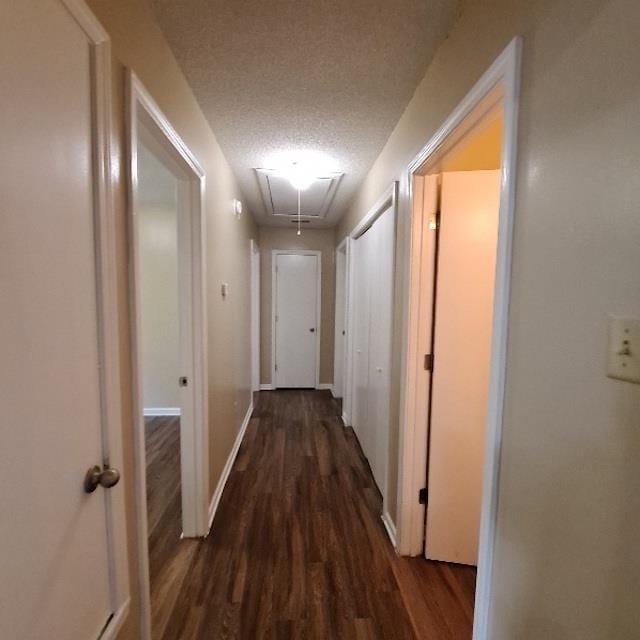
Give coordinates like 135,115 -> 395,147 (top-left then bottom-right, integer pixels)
179,376 -> 188,387
419,487 -> 428,504
424,354 -> 434,371
275,364 -> 278,372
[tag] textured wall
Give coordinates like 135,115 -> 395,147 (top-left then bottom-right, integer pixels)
84,1 -> 258,637
337,0 -> 640,637
258,227 -> 336,387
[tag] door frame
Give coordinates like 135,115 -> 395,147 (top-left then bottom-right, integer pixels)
53,1 -> 131,637
271,249 -> 322,389
125,71 -> 209,640
250,239 -> 261,392
396,38 -> 522,640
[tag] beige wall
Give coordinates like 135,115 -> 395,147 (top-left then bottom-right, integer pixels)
84,1 -> 258,637
137,143 -> 180,410
258,227 -> 336,386
337,0 -> 640,637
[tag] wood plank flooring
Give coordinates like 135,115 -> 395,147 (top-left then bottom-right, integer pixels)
145,390 -> 475,639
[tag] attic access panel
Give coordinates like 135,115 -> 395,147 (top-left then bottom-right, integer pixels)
255,169 -> 343,219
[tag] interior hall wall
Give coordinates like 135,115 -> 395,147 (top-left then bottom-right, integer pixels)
337,1 -> 640,637
84,0 -> 258,636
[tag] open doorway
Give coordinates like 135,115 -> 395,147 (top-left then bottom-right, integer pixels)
421,109 -> 502,568
127,72 -> 209,639
398,39 -> 521,639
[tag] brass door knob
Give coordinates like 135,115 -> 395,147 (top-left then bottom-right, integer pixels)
84,464 -> 121,493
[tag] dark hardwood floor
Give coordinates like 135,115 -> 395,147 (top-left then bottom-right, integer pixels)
145,390 -> 475,639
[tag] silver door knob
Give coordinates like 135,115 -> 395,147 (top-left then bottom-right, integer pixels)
84,464 -> 121,493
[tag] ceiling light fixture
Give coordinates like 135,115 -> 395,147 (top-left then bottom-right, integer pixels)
281,162 -> 316,192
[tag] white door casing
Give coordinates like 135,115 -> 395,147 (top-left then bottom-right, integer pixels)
126,71 -> 209,639
272,251 -> 321,389
425,170 -> 501,565
0,1 -> 128,638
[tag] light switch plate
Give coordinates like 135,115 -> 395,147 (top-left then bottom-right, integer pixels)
607,316 -> 640,384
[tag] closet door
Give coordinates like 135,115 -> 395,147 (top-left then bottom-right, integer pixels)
366,206 -> 395,499
351,233 -> 372,451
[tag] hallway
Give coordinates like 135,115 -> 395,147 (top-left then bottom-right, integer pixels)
153,390 -> 474,639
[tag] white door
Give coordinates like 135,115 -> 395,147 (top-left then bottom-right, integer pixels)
274,252 -> 320,388
351,204 -> 395,499
351,233 -> 373,451
366,207 -> 395,498
0,2 -> 118,638
333,248 -> 347,397
425,170 -> 501,565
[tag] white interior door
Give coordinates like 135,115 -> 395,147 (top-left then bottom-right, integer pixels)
366,207 -> 395,499
333,248 -> 346,397
351,204 -> 395,500
425,170 -> 501,565
351,233 -> 372,451
274,252 -> 320,388
0,2 -> 118,637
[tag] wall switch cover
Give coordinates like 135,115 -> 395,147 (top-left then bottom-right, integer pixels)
607,316 -> 640,384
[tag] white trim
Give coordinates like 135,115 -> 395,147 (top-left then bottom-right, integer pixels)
126,71 -> 209,640
99,598 -> 131,640
316,383 -> 333,391
350,183 -> 398,240
259,384 -> 274,391
381,512 -> 397,549
271,249 -> 322,389
143,407 -> 181,417
395,38 -> 522,640
207,402 -> 254,531
58,1 -> 130,634
341,412 -> 349,426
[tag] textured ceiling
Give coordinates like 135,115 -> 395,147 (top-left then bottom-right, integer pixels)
151,0 -> 460,227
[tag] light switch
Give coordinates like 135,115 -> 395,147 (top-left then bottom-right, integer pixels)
607,316 -> 640,384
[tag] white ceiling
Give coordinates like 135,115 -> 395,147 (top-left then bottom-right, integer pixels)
150,0 -> 460,228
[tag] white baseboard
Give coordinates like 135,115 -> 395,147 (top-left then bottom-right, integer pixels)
381,511 -> 397,549
259,384 -> 274,391
341,411 -> 350,427
207,401 -> 254,533
100,598 -> 131,640
143,407 -> 181,416
316,383 -> 333,391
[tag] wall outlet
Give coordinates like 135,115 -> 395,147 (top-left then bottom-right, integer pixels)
607,316 -> 640,384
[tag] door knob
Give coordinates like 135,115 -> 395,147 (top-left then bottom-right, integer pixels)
309,328 -> 315,333
84,464 -> 121,493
